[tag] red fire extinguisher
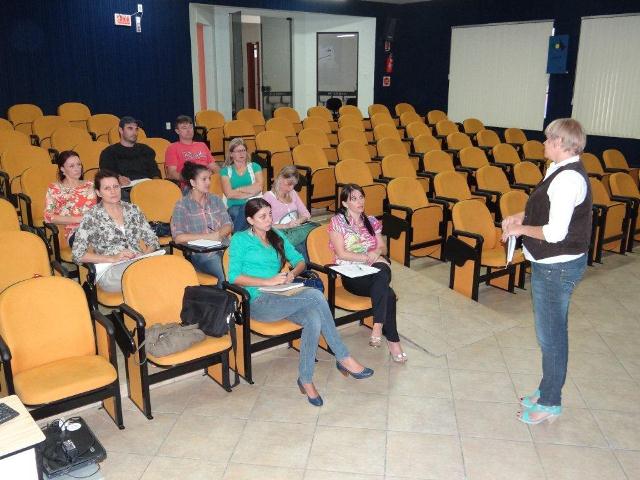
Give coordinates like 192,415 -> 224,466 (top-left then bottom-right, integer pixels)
385,53 -> 393,74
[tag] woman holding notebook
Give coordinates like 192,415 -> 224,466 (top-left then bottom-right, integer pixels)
328,184 -> 406,363
228,198 -> 373,407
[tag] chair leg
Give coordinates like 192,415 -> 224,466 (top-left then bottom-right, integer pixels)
207,353 -> 232,392
103,384 -> 125,429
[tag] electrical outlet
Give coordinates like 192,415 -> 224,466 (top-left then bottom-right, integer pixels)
165,122 -> 171,130
137,4 -> 143,13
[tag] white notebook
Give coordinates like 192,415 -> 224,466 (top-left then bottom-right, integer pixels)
259,283 -> 304,293
187,239 -> 222,248
330,264 -> 380,278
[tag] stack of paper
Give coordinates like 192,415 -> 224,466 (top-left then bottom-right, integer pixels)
330,264 -> 380,278
187,239 -> 222,248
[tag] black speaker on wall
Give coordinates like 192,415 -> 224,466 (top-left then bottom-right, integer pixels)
384,18 -> 397,41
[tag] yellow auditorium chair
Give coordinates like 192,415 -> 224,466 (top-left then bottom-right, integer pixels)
138,137 -> 171,178
377,137 -> 422,171
221,250 -> 302,384
50,126 -> 92,154
463,118 -> 485,137
386,177 -> 447,265
87,114 -> 119,143
130,179 -> 181,247
222,119 -> 256,154
522,140 -> 547,171
32,115 -> 70,151
434,170 -> 490,212
339,105 -> 371,130
492,143 -> 523,179
445,132 -> 473,160
504,127 -> 527,149
368,104 -> 397,126
57,102 -> 91,130
292,144 -> 336,210
337,125 -> 376,156
395,102 -> 416,117
476,129 -> 501,153
0,197 -> 20,232
265,117 -> 299,148
334,159 -> 386,217
74,139 -> 108,180
0,275 -> 123,427
0,144 -> 50,200
603,149 -> 639,187
413,134 -> 443,169
298,127 -> 338,164
336,140 -> 381,179
209,173 -> 224,197
255,130 -> 294,189
499,190 -> 529,220
476,165 -> 527,218
581,153 -> 607,180
373,124 -> 411,153
307,106 -> 337,131
371,112 -> 404,138
119,255 -> 233,418
406,121 -> 433,142
0,118 -> 14,131
421,150 -> 462,197
274,106 -> 303,133
381,153 -> 429,193
426,109 -> 448,127
195,110 -> 225,155
513,161 -> 543,192
17,163 -> 58,230
459,146 -> 492,175
7,104 -> 43,135
303,116 -> 338,144
108,124 -> 146,145
399,111 -> 423,128
590,177 -> 630,263
237,108 -> 266,134
435,120 -> 459,143
447,200 -> 525,301
609,172 -> 640,251
0,130 -> 31,157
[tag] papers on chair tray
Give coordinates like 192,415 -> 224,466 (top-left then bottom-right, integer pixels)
330,264 -> 380,278
124,178 -> 151,188
93,249 -> 165,282
187,239 -> 222,248
259,283 -> 304,293
506,236 -> 516,265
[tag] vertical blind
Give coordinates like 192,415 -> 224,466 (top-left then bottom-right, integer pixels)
448,21 -> 553,130
572,15 -> 640,139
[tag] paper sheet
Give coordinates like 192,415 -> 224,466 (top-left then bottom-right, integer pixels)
259,283 -> 304,293
187,239 -> 222,248
124,178 -> 151,188
93,249 -> 165,282
506,236 -> 516,265
330,264 -> 380,278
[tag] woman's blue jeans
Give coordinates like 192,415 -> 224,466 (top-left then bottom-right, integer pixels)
227,204 -> 249,232
531,255 -> 587,407
250,288 -> 350,384
190,252 -> 225,287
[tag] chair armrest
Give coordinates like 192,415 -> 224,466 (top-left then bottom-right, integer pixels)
475,188 -> 501,199
604,167 -> 628,174
374,177 -> 390,185
92,310 -> 116,336
429,198 -> 450,208
587,173 -> 604,180
221,281 -> 251,303
491,162 -> 512,172
510,183 -> 532,193
52,261 -> 71,278
435,195 -> 459,204
0,334 -> 12,362
307,261 -> 336,277
170,240 -> 227,256
119,303 -> 146,329
453,229 -> 484,247
30,134 -> 40,146
455,166 -> 476,176
16,192 -> 33,226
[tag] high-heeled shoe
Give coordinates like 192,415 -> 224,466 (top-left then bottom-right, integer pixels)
518,403 -> 562,425
297,378 -> 323,407
336,361 -> 374,379
369,335 -> 382,348
389,352 -> 408,363
519,389 -> 540,409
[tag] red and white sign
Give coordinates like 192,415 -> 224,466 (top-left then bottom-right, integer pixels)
382,76 -> 391,87
114,13 -> 132,27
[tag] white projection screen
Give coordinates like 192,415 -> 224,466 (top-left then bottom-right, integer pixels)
448,21 -> 553,130
572,14 -> 640,139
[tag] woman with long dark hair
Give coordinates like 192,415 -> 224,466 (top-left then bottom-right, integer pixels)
328,184 -> 406,362
228,198 -> 373,406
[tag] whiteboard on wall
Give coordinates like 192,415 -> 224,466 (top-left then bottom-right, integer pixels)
572,15 -> 640,139
317,32 -> 358,92
448,21 -> 553,130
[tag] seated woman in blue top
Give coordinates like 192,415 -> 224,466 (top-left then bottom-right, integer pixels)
220,137 -> 264,232
228,198 -> 373,406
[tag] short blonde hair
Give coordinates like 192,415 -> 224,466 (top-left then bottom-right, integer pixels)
544,118 -> 586,155
224,137 -> 248,166
272,165 -> 300,197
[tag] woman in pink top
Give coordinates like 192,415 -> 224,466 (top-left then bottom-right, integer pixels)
328,183 -> 406,362
263,166 -> 314,260
44,150 -> 97,246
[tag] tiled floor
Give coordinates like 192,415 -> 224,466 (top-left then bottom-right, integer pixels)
55,250 -> 640,479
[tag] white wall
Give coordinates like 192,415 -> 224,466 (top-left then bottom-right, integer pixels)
189,3 -> 376,119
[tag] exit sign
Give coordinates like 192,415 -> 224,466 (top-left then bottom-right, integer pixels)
114,13 -> 132,27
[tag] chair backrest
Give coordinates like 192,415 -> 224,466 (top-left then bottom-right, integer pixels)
7,104 -> 43,135
370,113 -> 395,129
434,170 -> 472,201
399,111 -> 422,127
427,110 -> 447,125
195,110 -> 225,129
306,226 -> 337,290
580,153 -> 604,176
292,144 -> 329,170
476,165 -> 511,194
406,121 -> 431,139
307,106 -> 333,122
87,114 -> 119,142
265,117 -> 296,138
338,126 -> 367,144
447,132 -> 472,150
603,149 -> 629,170
382,154 -> 416,178
436,120 -> 459,136
459,147 -> 489,169
138,137 -> 170,161
337,140 -> 371,163
0,197 -> 20,232
0,231 -> 53,293
338,115 -> 365,131
589,177 -> 611,205
223,119 -> 255,137
74,140 -> 109,171
335,159 -> 373,185
513,161 -> 543,186
452,199 -> 497,250
387,177 -> 429,210
256,131 -> 290,154
1,145 -> 51,184
395,103 -> 415,116
20,163 -> 59,226
57,102 -> 91,129
413,134 -> 441,154
273,107 -> 301,126
0,130 -> 30,156
339,106 -> 364,120
303,116 -> 332,134
499,190 -> 529,218
493,143 -> 521,165
51,126 -> 92,151
523,140 -> 545,160
373,124 -> 400,142
463,118 -> 484,135
504,128 -> 527,145
476,129 -> 501,148
129,179 -> 182,222
368,104 -> 390,118
237,108 -> 266,131
32,115 -> 70,148
0,118 -> 14,131
0,276 -> 96,375
377,137 -> 406,157
424,150 -> 454,173
609,172 -> 640,199
298,128 -> 331,149
122,255 -> 199,328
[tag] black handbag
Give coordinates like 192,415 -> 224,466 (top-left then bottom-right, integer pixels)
295,270 -> 324,293
180,285 -> 239,337
149,221 -> 171,237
